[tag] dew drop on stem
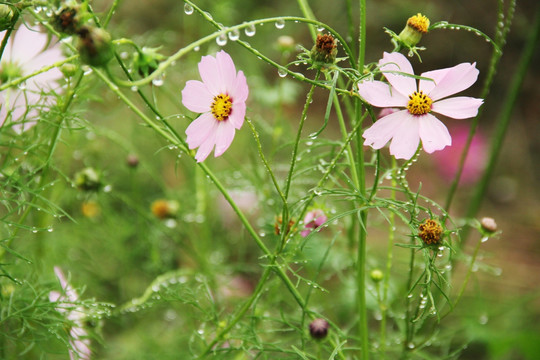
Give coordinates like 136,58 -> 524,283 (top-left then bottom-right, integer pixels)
245,23 -> 256,37
228,29 -> 240,41
216,33 -> 228,46
277,68 -> 287,78
275,19 -> 285,29
183,3 -> 194,15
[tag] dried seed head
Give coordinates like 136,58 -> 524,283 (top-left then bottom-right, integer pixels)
310,33 -> 338,65
309,318 -> 329,339
418,219 -> 443,245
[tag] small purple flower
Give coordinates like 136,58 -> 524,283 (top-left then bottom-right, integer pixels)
301,209 -> 328,237
182,51 -> 248,162
357,52 -> 483,160
49,267 -> 91,360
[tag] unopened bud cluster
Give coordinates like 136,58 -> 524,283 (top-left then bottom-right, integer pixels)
0,4 -> 14,32
52,3 -> 113,67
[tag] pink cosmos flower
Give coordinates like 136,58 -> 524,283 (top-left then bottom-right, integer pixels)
49,267 -> 91,360
0,25 -> 64,132
182,51 -> 248,162
301,209 -> 328,237
357,52 -> 483,160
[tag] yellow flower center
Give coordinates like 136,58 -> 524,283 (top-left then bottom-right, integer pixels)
407,13 -> 430,34
418,219 -> 443,245
407,91 -> 432,115
211,93 -> 232,121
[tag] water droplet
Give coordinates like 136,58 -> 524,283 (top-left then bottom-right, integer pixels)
277,68 -> 287,78
47,227 -> 54,232
216,33 -> 228,46
184,3 -> 194,15
165,219 -> 177,228
130,86 -> 138,92
17,82 -> 26,90
245,23 -> 256,37
152,77 -> 164,86
275,19 -> 285,29
316,26 -> 325,32
479,314 -> 488,325
228,29 -> 240,41
120,51 -> 129,59
194,46 -> 200,52
83,67 -> 93,76
407,342 -> 415,349
481,236 -> 489,243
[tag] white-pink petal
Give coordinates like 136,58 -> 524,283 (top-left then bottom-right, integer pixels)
421,62 -> 479,101
431,97 -> 483,119
185,113 -> 218,149
363,110 -> 409,149
198,54 -> 222,95
215,51 -> 237,92
389,114 -> 420,159
379,52 -> 417,97
195,132 -> 218,162
418,113 -> 452,153
357,80 -> 408,108
232,70 -> 249,103
213,121 -> 236,157
228,101 -> 245,129
181,80 -> 213,113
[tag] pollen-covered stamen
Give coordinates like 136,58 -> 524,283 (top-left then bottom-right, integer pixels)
407,13 -> 430,34
407,91 -> 433,115
211,93 -> 232,121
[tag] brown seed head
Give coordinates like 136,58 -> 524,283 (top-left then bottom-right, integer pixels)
418,219 -> 443,245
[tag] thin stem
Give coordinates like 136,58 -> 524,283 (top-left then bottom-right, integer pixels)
103,0 -> 121,28
403,243 -> 417,357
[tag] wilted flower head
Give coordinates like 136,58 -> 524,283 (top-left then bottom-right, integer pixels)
310,33 -> 338,65
182,51 -> 248,162
301,209 -> 328,237
418,219 -> 443,245
357,52 -> 483,160
0,25 -> 65,132
49,267 -> 91,360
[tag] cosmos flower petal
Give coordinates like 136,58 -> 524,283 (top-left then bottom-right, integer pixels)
418,113 -> 452,153
228,101 -> 245,129
421,62 -> 479,101
214,121 -> 236,157
198,54 -> 222,94
379,52 -> 417,97
182,80 -> 214,113
185,112 -> 218,149
216,51 -> 237,90
232,70 -> 249,103
363,110 -> 409,149
389,113 -> 420,159
432,97 -> 484,119
11,26 -> 48,62
357,80 -> 408,108
195,132 -> 218,162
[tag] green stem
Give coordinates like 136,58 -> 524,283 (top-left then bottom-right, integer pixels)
461,4 -> 539,243
403,243 -> 417,358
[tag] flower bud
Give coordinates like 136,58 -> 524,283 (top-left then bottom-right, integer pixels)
77,26 -> 114,67
370,269 -> 384,283
480,217 -> 497,233
0,5 -> 14,32
418,219 -> 443,245
74,167 -> 102,191
276,35 -> 295,53
126,154 -> 139,168
398,13 -> 430,47
310,33 -> 337,65
132,46 -> 165,77
309,318 -> 329,339
53,6 -> 81,35
151,199 -> 179,219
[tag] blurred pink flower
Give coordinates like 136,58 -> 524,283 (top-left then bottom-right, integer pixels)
432,125 -> 487,184
357,52 -> 483,160
49,267 -> 91,360
182,50 -> 248,162
0,25 -> 64,132
301,209 -> 328,237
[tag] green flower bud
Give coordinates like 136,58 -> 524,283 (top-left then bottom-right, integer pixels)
74,167 -> 102,191
0,5 -> 14,32
398,13 -> 430,47
77,26 -> 114,67
370,269 -> 384,283
132,46 -> 165,77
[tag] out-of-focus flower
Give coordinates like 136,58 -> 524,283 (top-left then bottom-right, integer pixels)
357,52 -> 483,160
151,199 -> 179,219
217,189 -> 258,225
182,50 -> 248,162
480,217 -> 497,233
81,200 -> 100,218
49,267 -> 91,360
432,125 -> 487,184
300,209 -> 328,237
0,25 -> 64,132
74,168 -> 102,192
274,215 -> 295,236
